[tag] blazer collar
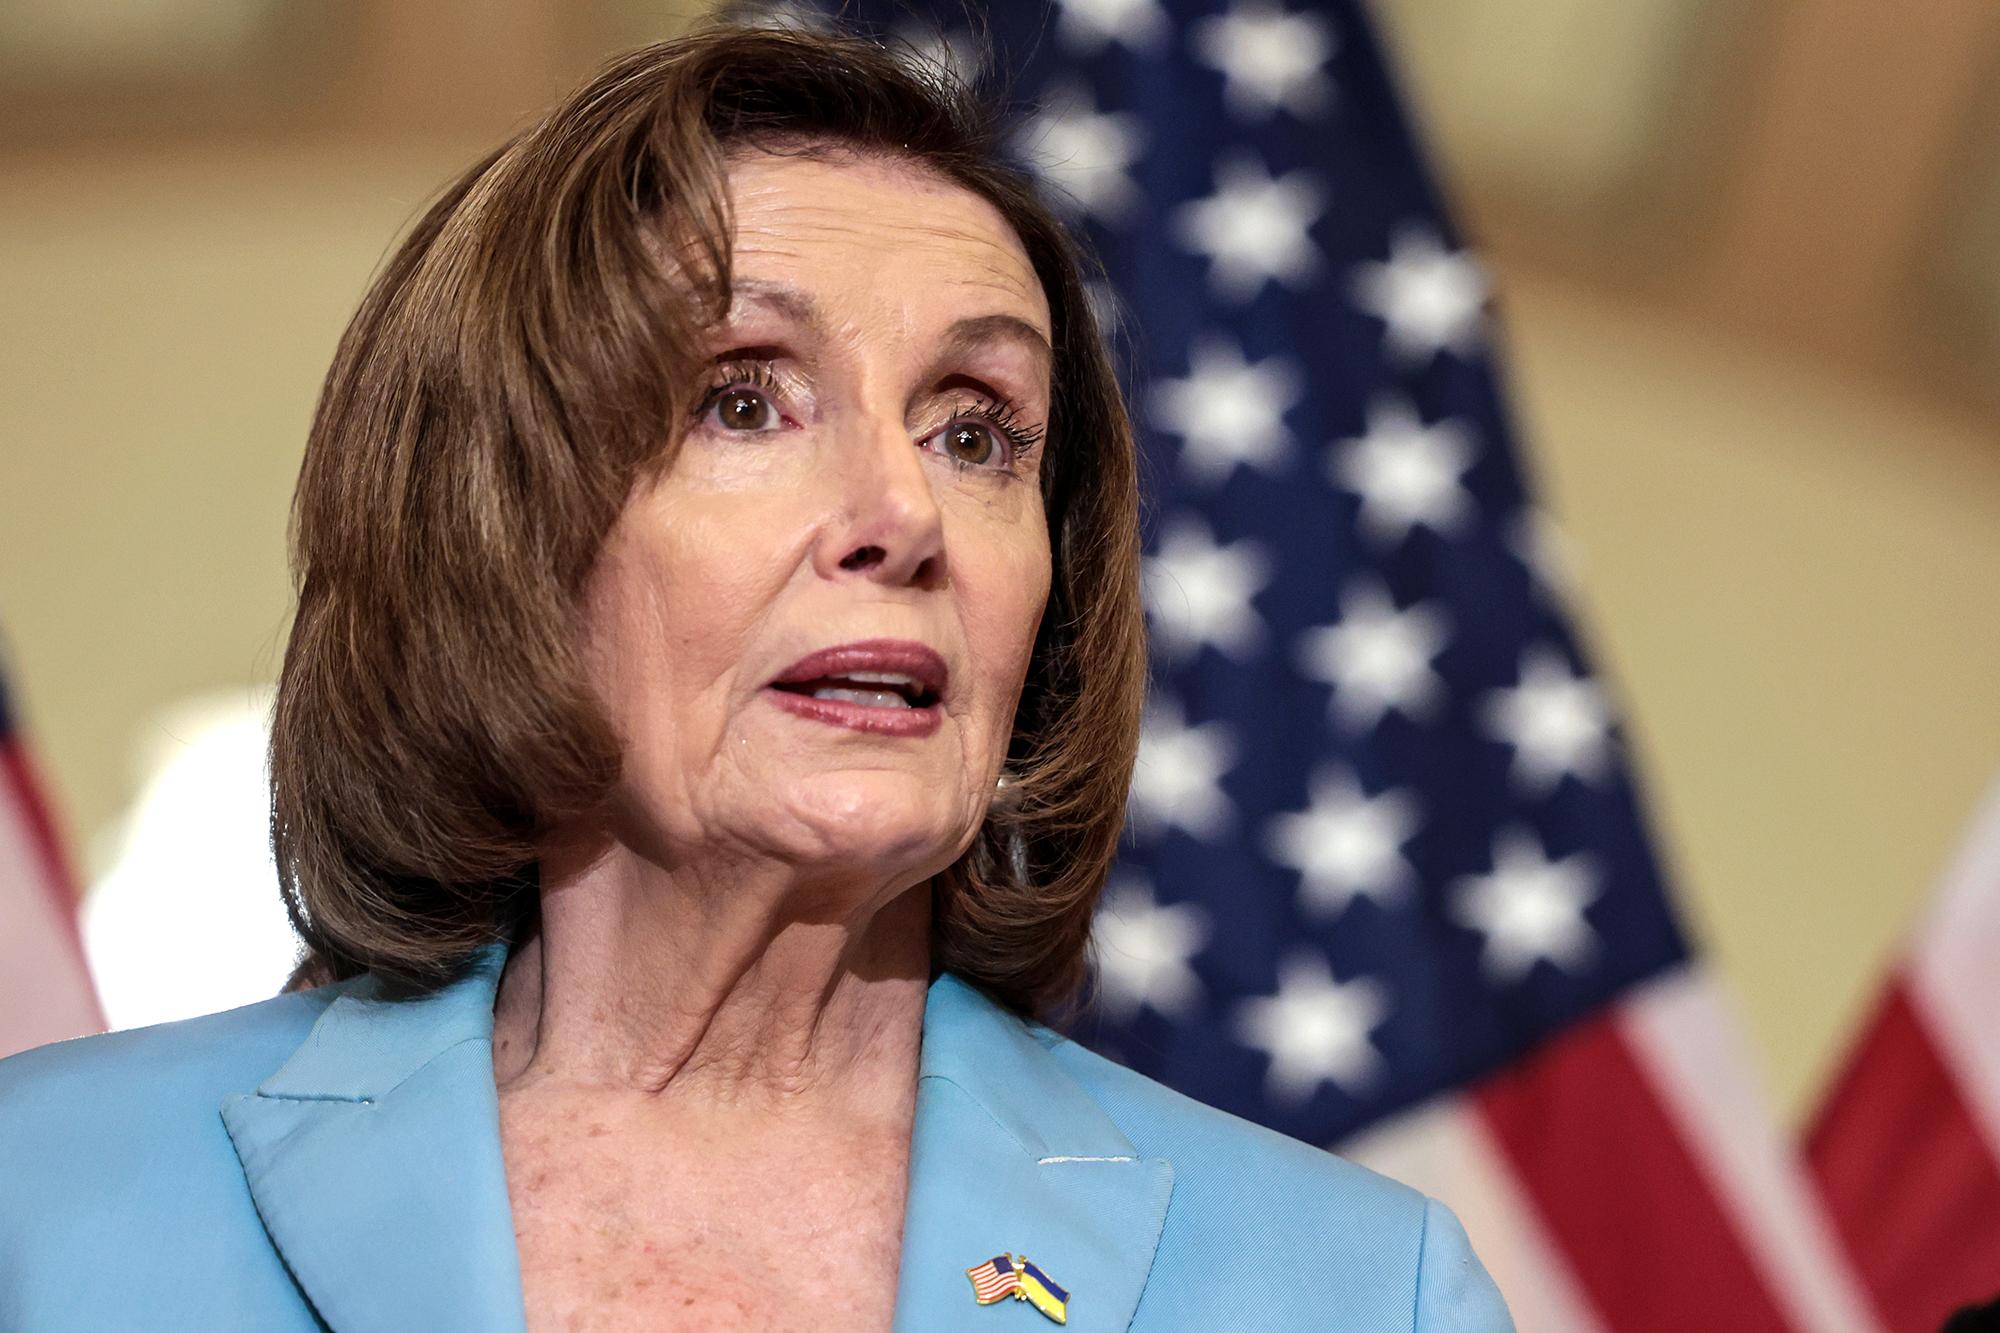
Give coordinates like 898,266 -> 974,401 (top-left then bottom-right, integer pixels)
894,975 -> 1174,1333
221,958 -> 1171,1333
221,947 -> 527,1333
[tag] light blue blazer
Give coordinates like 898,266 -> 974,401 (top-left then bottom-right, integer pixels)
0,948 -> 1511,1332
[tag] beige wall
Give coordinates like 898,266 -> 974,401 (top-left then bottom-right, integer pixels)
1499,278 -> 2000,1119
0,146 -> 464,862
4,39 -> 1999,1123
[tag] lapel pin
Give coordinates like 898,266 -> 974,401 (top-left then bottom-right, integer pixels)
967,1253 -> 1069,1324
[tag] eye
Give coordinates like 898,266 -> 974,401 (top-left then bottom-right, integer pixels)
919,386 -> 1044,473
936,420 -> 1002,467
710,387 -> 775,431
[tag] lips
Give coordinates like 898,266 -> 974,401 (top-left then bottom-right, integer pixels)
766,639 -> 949,737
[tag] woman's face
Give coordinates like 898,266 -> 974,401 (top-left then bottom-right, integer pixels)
581,151 -> 1054,906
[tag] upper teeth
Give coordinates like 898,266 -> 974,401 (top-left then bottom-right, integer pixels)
839,672 -> 918,687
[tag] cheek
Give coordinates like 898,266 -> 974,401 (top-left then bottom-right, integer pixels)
960,522 -> 1054,720
586,498 -> 800,737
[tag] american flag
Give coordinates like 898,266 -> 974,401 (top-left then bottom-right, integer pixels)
1808,774 -> 2000,1333
803,0 -> 1886,1328
968,1254 -> 1021,1304
0,652 -> 102,1060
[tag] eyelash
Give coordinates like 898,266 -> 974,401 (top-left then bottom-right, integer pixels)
694,360 -> 1045,472
947,393 -> 1045,471
695,360 -> 782,415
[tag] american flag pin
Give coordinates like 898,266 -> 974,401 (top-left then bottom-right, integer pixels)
966,1253 -> 1069,1324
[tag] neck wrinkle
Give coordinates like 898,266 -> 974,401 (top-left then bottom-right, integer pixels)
490,843 -> 932,1115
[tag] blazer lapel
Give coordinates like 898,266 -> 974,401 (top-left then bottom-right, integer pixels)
895,975 -> 1174,1333
221,948 -> 527,1333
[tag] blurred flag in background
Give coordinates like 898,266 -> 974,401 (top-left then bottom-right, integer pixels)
1809,774 -> 2000,1333
0,650 -> 102,1059
4,0 -> 1997,1325
808,0 -> 1885,1326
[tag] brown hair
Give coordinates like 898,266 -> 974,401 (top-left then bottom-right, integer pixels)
272,25 -> 1144,1017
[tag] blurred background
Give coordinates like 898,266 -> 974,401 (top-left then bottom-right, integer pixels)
2,0 -> 1999,1126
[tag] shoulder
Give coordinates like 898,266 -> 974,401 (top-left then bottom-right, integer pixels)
1040,1032 -> 1514,1333
0,988 -> 336,1231
0,989 -> 343,1329
0,985 -> 339,1132
1042,1029 -> 1418,1221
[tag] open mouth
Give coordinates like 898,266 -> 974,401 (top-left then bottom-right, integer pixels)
770,671 -> 941,710
766,640 -> 949,737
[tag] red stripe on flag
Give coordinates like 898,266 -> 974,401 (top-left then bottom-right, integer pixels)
1807,981 -> 2000,1333
0,737 -> 86,950
1474,1008 -> 1799,1333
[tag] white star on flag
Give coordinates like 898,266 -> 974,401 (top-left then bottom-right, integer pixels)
1150,336 -> 1301,485
736,0 -> 830,32
1173,153 -> 1325,302
893,23 -> 984,87
1129,695 -> 1236,843
1143,512 -> 1271,664
1052,0 -> 1169,55
1329,397 -> 1476,546
1350,223 -> 1488,364
1193,0 -> 1338,122
1234,951 -> 1388,1104
1017,84 -> 1148,226
1092,877 -> 1210,1022
1451,827 -> 1601,982
1507,506 -> 1582,603
1482,644 -> 1613,795
1264,767 -> 1420,919
1295,577 -> 1450,733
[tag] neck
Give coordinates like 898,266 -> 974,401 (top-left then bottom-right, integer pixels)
491,838 -> 933,1111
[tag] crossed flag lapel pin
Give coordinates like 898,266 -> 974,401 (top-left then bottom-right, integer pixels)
967,1254 -> 1069,1324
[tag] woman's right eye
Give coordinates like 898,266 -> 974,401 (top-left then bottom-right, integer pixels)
708,387 -> 776,431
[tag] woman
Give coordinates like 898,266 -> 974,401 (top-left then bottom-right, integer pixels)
0,27 -> 1511,1333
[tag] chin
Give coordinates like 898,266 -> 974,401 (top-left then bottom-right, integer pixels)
765,770 -> 975,885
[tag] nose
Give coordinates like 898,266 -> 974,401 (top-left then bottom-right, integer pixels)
816,406 -> 948,590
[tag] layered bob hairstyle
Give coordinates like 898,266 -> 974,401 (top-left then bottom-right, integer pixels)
272,25 -> 1145,1017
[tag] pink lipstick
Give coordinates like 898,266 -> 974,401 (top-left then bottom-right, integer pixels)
766,639 -> 948,737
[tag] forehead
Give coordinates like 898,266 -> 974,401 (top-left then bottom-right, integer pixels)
722,150 -> 1050,336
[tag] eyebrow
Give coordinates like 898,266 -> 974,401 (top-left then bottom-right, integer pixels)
727,280 -> 826,336
938,313 -> 1054,374
724,282 -> 1052,371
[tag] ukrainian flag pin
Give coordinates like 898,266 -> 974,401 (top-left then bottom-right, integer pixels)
966,1253 -> 1069,1324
